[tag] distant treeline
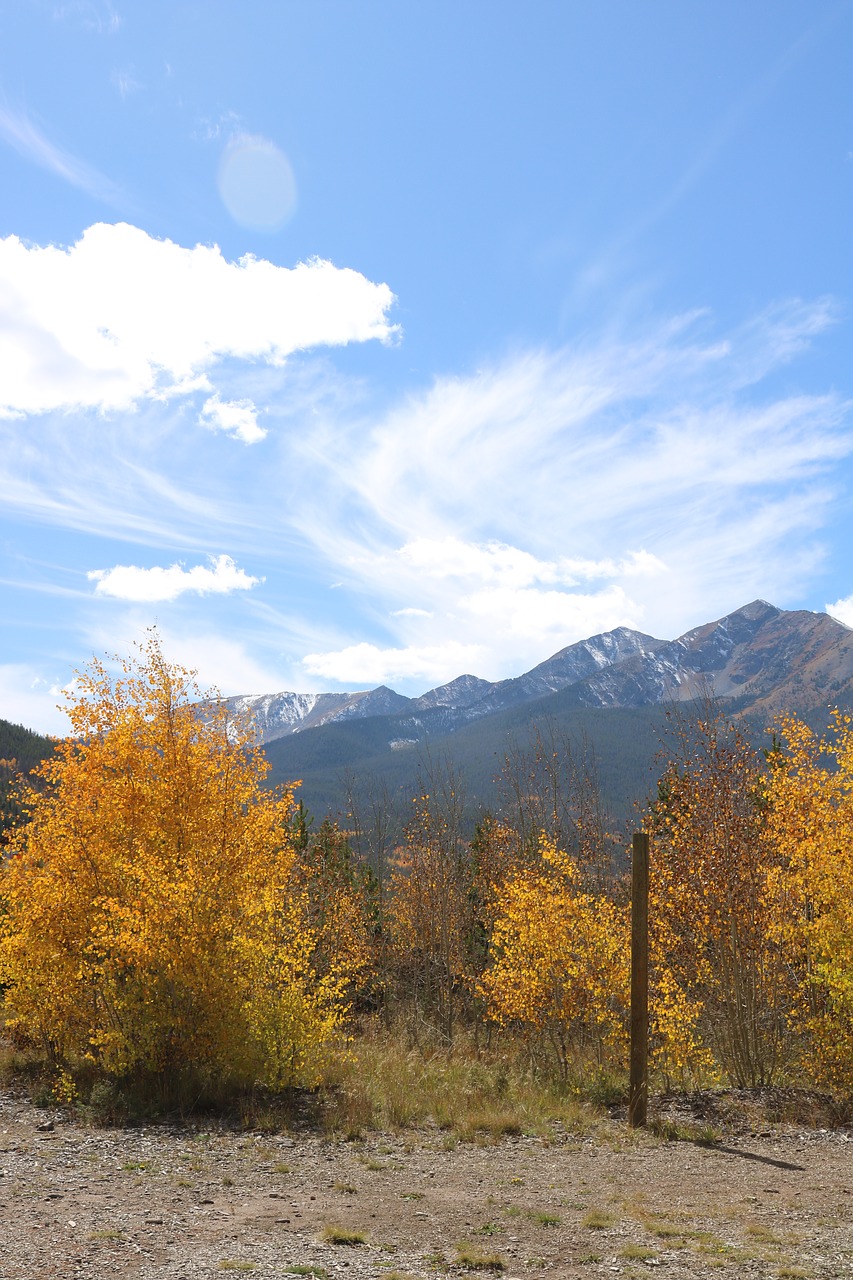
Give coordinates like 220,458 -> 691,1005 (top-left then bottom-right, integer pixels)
0,719 -> 55,835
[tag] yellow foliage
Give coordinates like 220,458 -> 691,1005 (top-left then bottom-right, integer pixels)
387,787 -> 472,1036
0,633 -> 346,1089
479,834 -> 629,1074
765,710 -> 853,1090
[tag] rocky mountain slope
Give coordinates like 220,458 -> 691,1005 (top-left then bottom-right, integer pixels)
226,600 -> 853,748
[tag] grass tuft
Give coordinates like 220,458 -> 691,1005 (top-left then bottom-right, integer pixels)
582,1208 -> 617,1230
619,1243 -> 657,1260
322,1224 -> 367,1246
648,1117 -> 721,1145
455,1243 -> 506,1271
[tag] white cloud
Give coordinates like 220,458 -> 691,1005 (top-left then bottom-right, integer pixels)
88,554 -> 262,602
200,394 -> 266,444
0,665 -> 72,737
2,295 -> 850,703
826,595 -> 853,629
302,641 -> 485,686
143,631 -> 289,698
388,537 -> 665,590
285,301 -> 851,681
463,584 -> 644,641
52,2 -> 121,33
111,69 -> 141,99
0,222 -> 398,420
0,107 -> 122,203
347,539 -> 666,665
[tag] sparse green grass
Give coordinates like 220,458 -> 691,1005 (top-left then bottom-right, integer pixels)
322,1224 -> 368,1246
692,1235 -> 752,1263
273,1162 -> 291,1174
87,1229 -> 123,1241
284,1267 -> 327,1278
121,1160 -> 151,1172
217,1263 -> 256,1273
400,1191 -> 424,1200
455,1243 -> 506,1271
582,1208 -> 617,1230
475,1222 -> 502,1236
577,1254 -> 603,1265
745,1222 -> 784,1245
619,1243 -> 657,1261
648,1117 -> 721,1145
532,1210 -> 561,1226
775,1266 -> 811,1278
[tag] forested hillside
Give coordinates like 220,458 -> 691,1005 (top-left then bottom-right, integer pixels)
0,719 -> 55,835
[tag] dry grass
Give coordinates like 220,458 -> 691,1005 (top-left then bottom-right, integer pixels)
455,1243 -> 506,1271
582,1208 -> 617,1230
319,1023 -> 600,1139
322,1224 -> 368,1246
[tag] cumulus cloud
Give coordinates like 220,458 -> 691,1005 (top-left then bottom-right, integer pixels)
200,394 -> 266,444
302,641 -> 485,686
88,554 -> 262,602
462,584 -> 645,640
0,222 -> 398,421
389,537 -> 665,590
826,595 -> 853,629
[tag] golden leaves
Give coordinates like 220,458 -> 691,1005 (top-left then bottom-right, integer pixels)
0,632 -> 346,1088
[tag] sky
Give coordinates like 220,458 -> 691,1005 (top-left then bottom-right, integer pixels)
1,0 -> 853,734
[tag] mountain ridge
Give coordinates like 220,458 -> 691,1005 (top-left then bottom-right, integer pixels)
225,600 -> 853,749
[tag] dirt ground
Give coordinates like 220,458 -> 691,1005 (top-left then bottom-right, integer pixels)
0,1087 -> 851,1280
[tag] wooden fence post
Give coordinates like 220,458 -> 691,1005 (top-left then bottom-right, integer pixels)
629,830 -> 649,1128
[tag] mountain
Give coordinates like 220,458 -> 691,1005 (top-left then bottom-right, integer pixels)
227,601 -> 853,750
225,686 -> 411,746
217,601 -> 853,829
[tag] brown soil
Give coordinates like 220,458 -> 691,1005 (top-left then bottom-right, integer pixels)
0,1087 -> 850,1280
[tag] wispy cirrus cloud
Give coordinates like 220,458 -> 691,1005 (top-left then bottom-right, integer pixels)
0,105 -> 123,203
1,291 -> 849,697
51,2 -> 121,34
288,300 -> 852,685
88,554 -> 262,602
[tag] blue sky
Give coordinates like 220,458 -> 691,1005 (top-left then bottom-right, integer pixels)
2,0 -> 853,733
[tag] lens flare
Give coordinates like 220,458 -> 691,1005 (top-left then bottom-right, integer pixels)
217,135 -> 297,232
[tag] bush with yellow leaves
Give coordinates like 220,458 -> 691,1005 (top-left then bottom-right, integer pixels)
0,633 -> 347,1092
